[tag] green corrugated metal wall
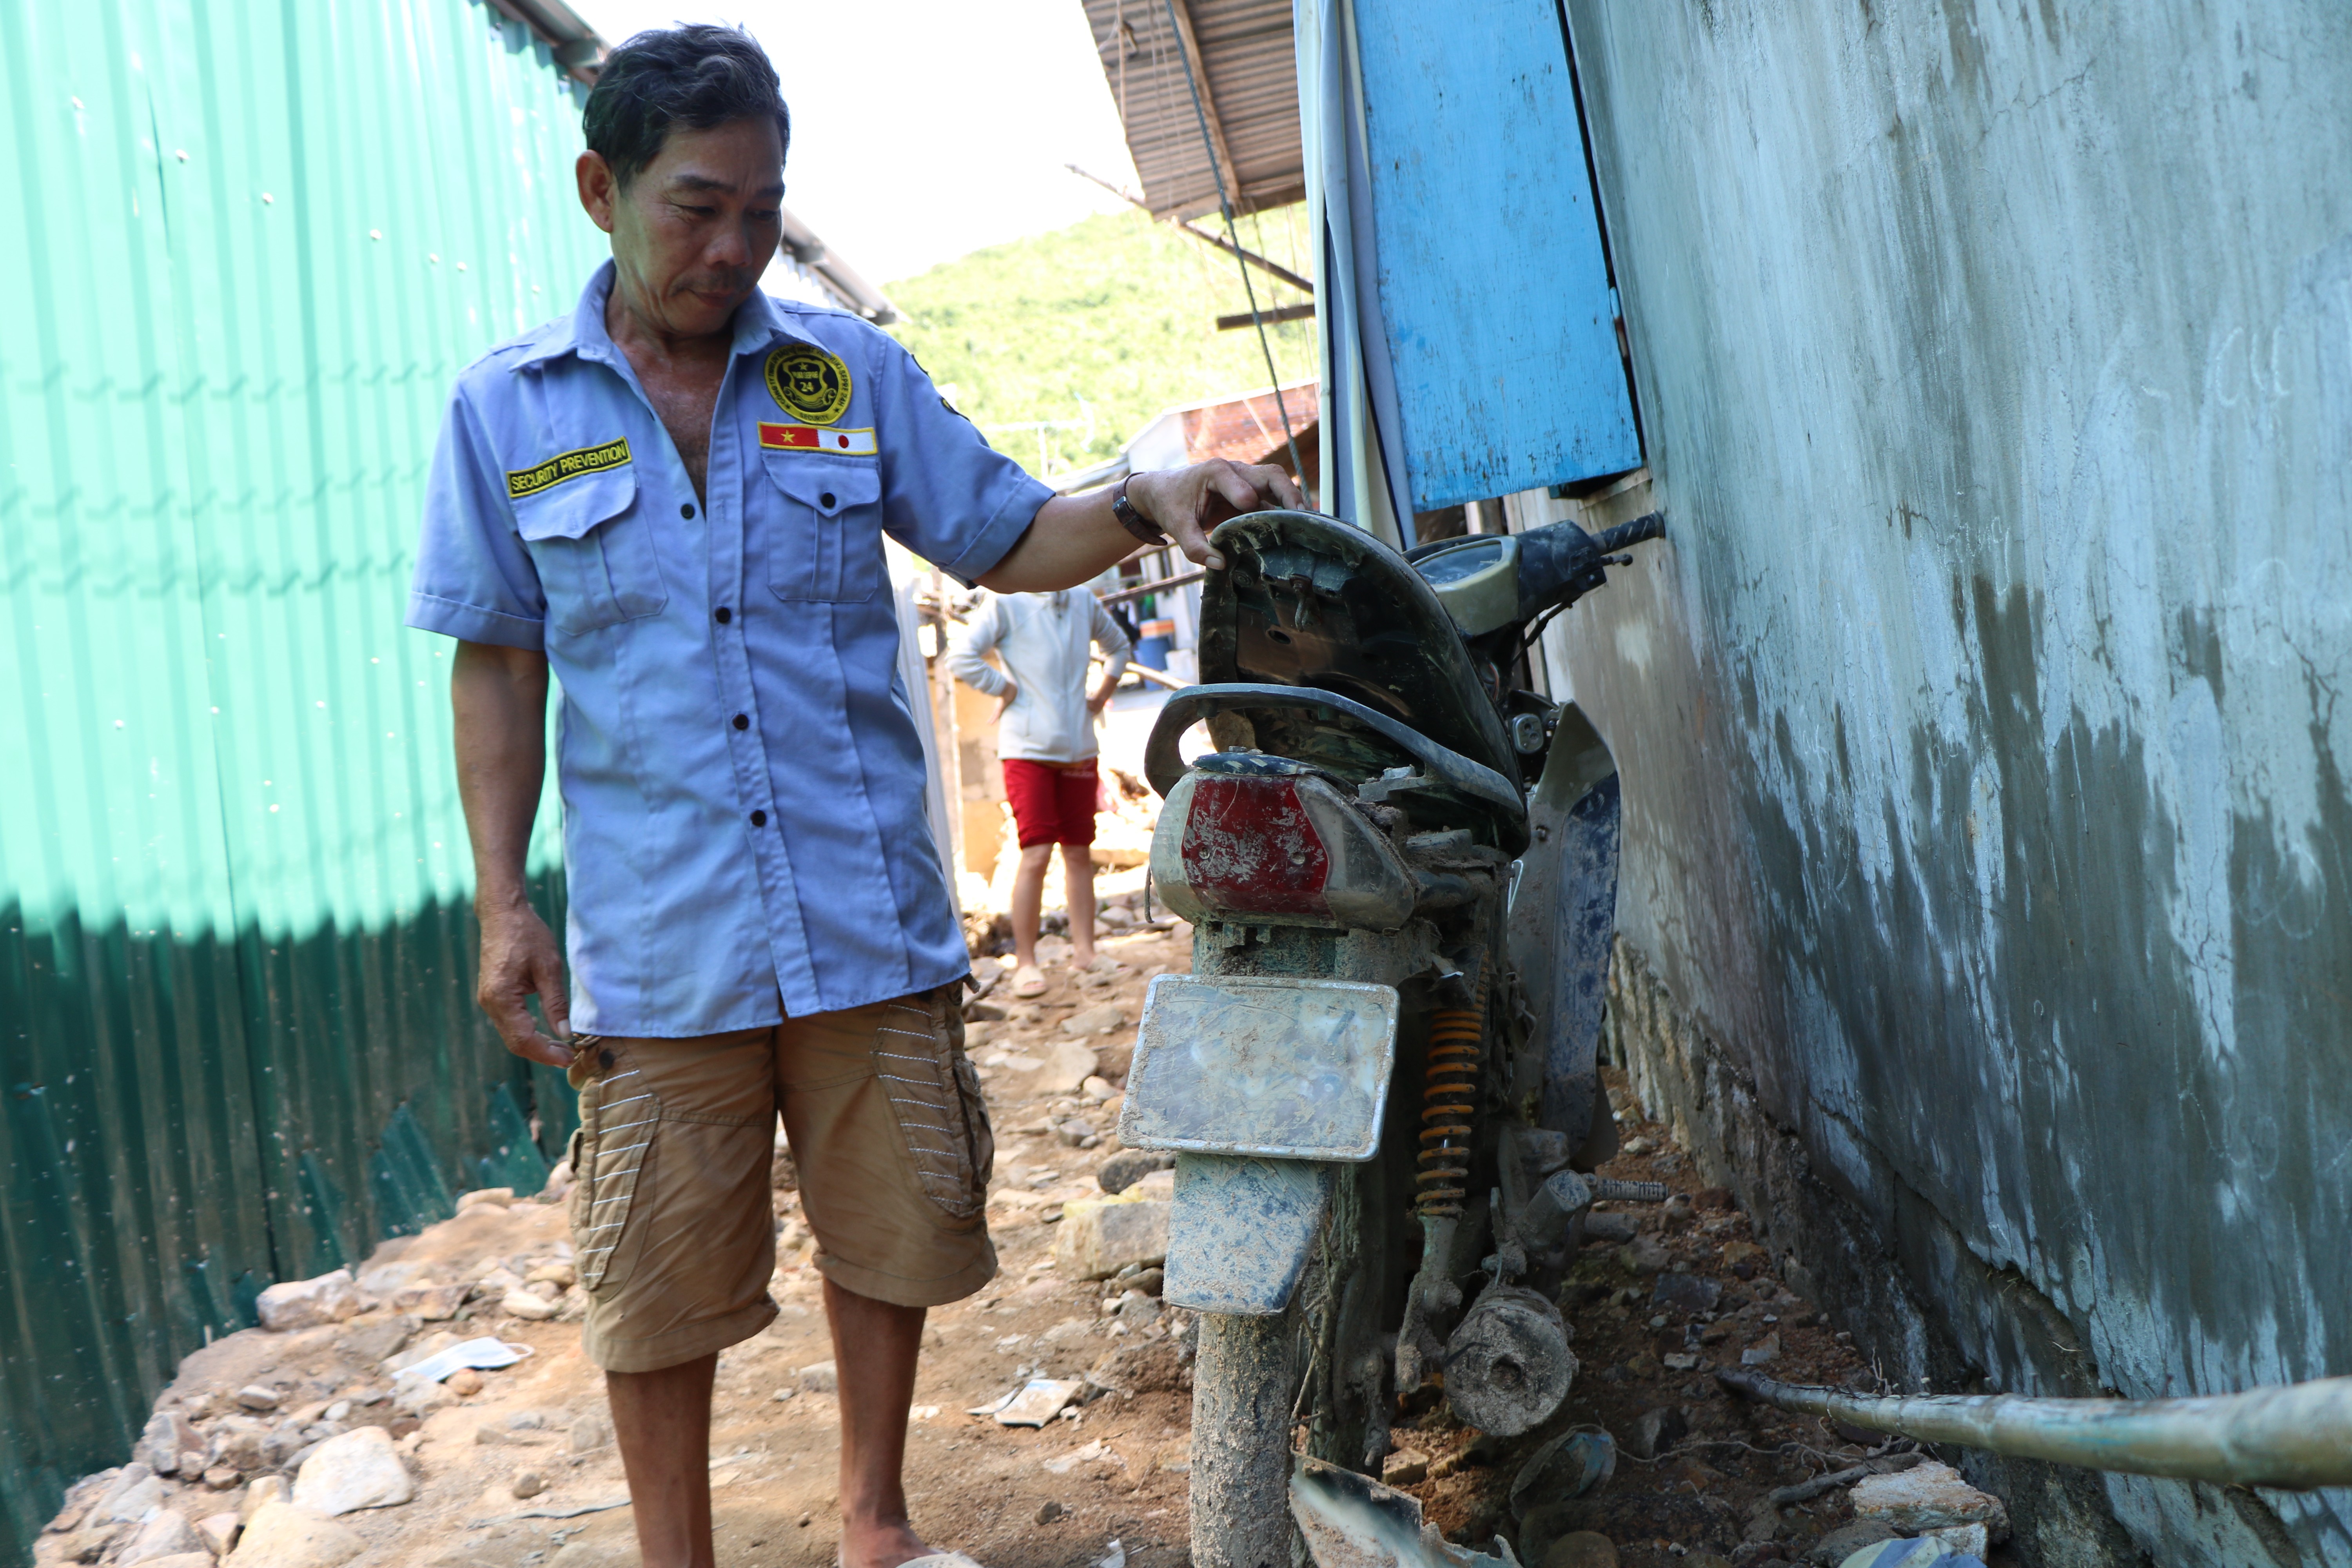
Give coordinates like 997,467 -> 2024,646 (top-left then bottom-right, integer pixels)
0,2 -> 605,1557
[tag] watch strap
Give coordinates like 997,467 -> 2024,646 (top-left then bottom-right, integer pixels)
1112,477 -> 1169,546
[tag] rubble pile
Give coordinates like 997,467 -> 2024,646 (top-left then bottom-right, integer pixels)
33,1193 -> 613,1568
1375,1070 -> 2016,1568
37,914 -> 2018,1568
39,920 -> 1205,1568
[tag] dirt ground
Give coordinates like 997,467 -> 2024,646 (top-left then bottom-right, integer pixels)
45,908 -> 2015,1568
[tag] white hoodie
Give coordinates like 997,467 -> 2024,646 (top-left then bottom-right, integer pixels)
946,589 -> 1133,764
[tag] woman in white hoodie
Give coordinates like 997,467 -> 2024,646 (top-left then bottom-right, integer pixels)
947,587 -> 1132,996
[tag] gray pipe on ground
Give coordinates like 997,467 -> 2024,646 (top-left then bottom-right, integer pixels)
1715,1369 -> 2352,1490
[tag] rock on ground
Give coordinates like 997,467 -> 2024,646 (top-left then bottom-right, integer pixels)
196,1513 -> 242,1555
1053,1198 -> 1169,1279
226,1503 -> 364,1568
334,1314 -> 416,1366
290,1427 -> 415,1516
1041,1038 -> 1102,1092
136,1411 -> 203,1474
239,1477 -> 288,1522
392,1377 -> 456,1417
392,1282 -> 467,1319
1093,1149 -> 1174,1195
255,1271 -> 361,1332
86,1465 -> 164,1527
1617,1237 -> 1671,1276
1059,1004 -> 1127,1039
1624,1405 -> 1688,1461
1541,1531 -> 1620,1568
1850,1461 -> 2009,1541
117,1507 -> 204,1565
1086,1341 -> 1188,1396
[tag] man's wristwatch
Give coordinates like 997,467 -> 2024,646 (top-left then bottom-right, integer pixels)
1111,476 -> 1169,546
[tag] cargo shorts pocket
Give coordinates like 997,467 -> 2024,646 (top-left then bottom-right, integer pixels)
567,1040 -> 663,1294
872,988 -> 995,1223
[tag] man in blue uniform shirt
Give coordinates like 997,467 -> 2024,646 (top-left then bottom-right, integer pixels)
405,26 -> 1298,1568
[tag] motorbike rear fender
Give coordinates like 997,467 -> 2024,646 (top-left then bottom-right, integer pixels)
1507,701 -> 1622,1155
1160,1153 -> 1332,1316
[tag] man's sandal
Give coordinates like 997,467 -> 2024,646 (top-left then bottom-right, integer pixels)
838,1555 -> 986,1568
1011,964 -> 1048,998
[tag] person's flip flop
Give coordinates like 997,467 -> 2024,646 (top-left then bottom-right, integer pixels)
838,1555 -> 987,1568
1012,964 -> 1048,998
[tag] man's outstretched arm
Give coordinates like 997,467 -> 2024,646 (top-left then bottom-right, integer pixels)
452,639 -> 573,1068
976,459 -> 1302,593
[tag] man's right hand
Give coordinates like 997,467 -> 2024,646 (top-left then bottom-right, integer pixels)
477,898 -> 575,1067
452,639 -> 564,1066
996,679 -> 1020,720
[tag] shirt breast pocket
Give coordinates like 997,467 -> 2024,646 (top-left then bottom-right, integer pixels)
764,459 -> 883,604
513,469 -> 668,635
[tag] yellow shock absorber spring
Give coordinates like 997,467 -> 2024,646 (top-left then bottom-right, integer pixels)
1415,969 -> 1489,1218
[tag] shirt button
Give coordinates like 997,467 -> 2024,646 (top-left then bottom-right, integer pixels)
714,606 -> 732,624
681,503 -> 696,519
750,809 -> 767,827
731,714 -> 749,730
819,491 -> 836,509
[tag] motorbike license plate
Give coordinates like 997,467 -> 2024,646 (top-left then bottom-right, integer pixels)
1116,975 -> 1400,1161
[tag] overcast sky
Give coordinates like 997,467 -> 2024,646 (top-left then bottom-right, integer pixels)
569,1 -> 1145,284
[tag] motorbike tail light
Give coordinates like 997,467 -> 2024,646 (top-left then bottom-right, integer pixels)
1179,776 -> 1334,918
1150,766 -> 1416,931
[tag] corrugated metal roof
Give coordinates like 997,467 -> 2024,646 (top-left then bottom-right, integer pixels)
1081,0 -> 1304,221
488,0 -> 607,78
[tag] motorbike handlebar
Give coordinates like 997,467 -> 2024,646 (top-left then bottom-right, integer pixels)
1513,510 -> 1666,622
1589,514 -> 1666,554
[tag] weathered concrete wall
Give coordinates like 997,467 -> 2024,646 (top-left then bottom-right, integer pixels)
1547,2 -> 2352,1564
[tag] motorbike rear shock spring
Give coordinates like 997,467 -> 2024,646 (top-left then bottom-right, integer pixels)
1415,968 -> 1490,1218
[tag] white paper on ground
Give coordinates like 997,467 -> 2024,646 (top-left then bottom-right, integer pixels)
393,1337 -> 534,1383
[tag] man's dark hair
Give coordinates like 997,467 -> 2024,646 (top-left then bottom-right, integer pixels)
583,25 -> 790,188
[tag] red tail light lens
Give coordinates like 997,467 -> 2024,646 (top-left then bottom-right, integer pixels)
1151,764 -> 1418,931
1179,776 -> 1333,918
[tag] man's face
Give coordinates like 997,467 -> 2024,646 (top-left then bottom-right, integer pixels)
578,116 -> 785,339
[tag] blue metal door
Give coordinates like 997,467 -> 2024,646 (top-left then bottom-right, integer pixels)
1350,0 -> 1639,509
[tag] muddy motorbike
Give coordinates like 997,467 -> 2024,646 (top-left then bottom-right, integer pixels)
1118,508 -> 1668,1568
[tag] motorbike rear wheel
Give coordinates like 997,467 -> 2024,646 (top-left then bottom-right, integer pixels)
1189,1306 -> 1303,1568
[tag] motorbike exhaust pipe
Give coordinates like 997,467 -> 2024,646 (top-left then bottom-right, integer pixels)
1717,1368 -> 2352,1490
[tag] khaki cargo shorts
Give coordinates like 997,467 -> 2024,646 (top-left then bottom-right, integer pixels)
563,985 -> 996,1373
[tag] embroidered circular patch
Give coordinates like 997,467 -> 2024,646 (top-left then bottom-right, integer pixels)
764,344 -> 853,426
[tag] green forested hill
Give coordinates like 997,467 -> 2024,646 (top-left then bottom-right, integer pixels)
884,204 -> 1316,478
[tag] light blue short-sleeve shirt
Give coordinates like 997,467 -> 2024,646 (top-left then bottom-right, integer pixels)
407,261 -> 1053,1035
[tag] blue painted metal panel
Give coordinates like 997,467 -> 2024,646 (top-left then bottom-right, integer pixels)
1351,0 -> 1639,510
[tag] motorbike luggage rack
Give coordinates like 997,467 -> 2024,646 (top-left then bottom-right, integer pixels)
1143,681 -> 1530,852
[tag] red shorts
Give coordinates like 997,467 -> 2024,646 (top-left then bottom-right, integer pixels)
1003,758 -> 1100,848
